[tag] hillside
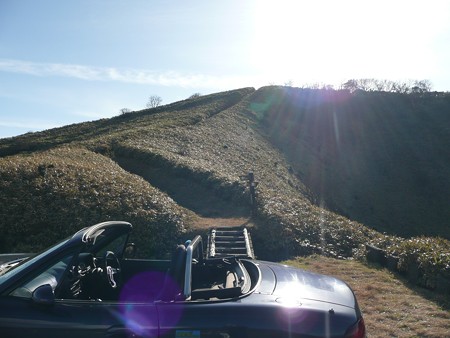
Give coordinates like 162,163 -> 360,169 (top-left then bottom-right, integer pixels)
250,87 -> 450,239
1,87 -> 449,286
0,147 -> 189,255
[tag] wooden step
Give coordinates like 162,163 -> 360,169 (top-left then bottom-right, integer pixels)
207,227 -> 255,259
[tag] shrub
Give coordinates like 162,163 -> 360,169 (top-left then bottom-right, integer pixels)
386,237 -> 450,288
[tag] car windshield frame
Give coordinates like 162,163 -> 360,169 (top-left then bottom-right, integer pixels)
1,222 -> 132,285
0,238 -> 70,282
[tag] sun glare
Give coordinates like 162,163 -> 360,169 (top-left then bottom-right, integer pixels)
250,0 -> 363,85
249,0 -> 448,87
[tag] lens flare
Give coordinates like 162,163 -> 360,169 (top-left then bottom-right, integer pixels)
117,271 -> 184,337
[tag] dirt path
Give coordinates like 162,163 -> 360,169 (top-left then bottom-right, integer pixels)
190,216 -> 253,230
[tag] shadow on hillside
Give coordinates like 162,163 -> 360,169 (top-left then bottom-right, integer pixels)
253,86 -> 450,240
115,156 -> 251,218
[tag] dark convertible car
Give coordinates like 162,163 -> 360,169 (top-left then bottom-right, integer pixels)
0,221 -> 366,337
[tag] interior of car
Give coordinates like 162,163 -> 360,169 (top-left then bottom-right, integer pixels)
10,233 -> 258,303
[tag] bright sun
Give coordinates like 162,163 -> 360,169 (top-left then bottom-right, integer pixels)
249,0 -> 444,87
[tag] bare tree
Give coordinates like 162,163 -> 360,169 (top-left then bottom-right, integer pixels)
146,95 -> 162,108
392,81 -> 411,94
119,108 -> 131,115
341,79 -> 358,92
321,84 -> 335,90
188,93 -> 201,99
412,80 -> 432,93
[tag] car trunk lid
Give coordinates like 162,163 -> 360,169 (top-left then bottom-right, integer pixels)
259,262 -> 357,308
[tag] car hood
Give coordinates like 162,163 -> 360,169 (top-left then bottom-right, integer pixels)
257,261 -> 357,309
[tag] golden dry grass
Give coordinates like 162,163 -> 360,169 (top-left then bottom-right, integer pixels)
284,256 -> 450,338
190,216 -> 252,229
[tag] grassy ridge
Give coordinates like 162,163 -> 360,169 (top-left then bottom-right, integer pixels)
0,88 -> 255,157
0,147 -> 189,256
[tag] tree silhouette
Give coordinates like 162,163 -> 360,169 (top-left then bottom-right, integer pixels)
146,95 -> 162,108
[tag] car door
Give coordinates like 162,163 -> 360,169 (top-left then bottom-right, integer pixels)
0,246 -> 159,338
157,300 -> 295,338
157,301 -> 249,338
0,295 -> 159,338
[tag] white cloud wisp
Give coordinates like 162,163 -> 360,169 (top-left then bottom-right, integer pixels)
0,59 -> 251,89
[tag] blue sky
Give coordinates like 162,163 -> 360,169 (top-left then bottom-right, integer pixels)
1,0 -> 450,139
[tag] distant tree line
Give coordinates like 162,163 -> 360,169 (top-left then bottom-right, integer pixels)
340,78 -> 433,94
283,78 -> 436,95
119,79 -> 440,117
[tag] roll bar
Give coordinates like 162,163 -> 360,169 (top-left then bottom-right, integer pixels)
183,235 -> 203,299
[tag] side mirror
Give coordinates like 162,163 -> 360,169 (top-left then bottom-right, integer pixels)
124,243 -> 136,258
32,284 -> 55,306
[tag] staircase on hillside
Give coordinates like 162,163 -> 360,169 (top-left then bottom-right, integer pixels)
206,227 -> 255,259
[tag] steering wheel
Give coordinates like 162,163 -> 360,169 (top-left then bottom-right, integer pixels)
104,251 -> 121,289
